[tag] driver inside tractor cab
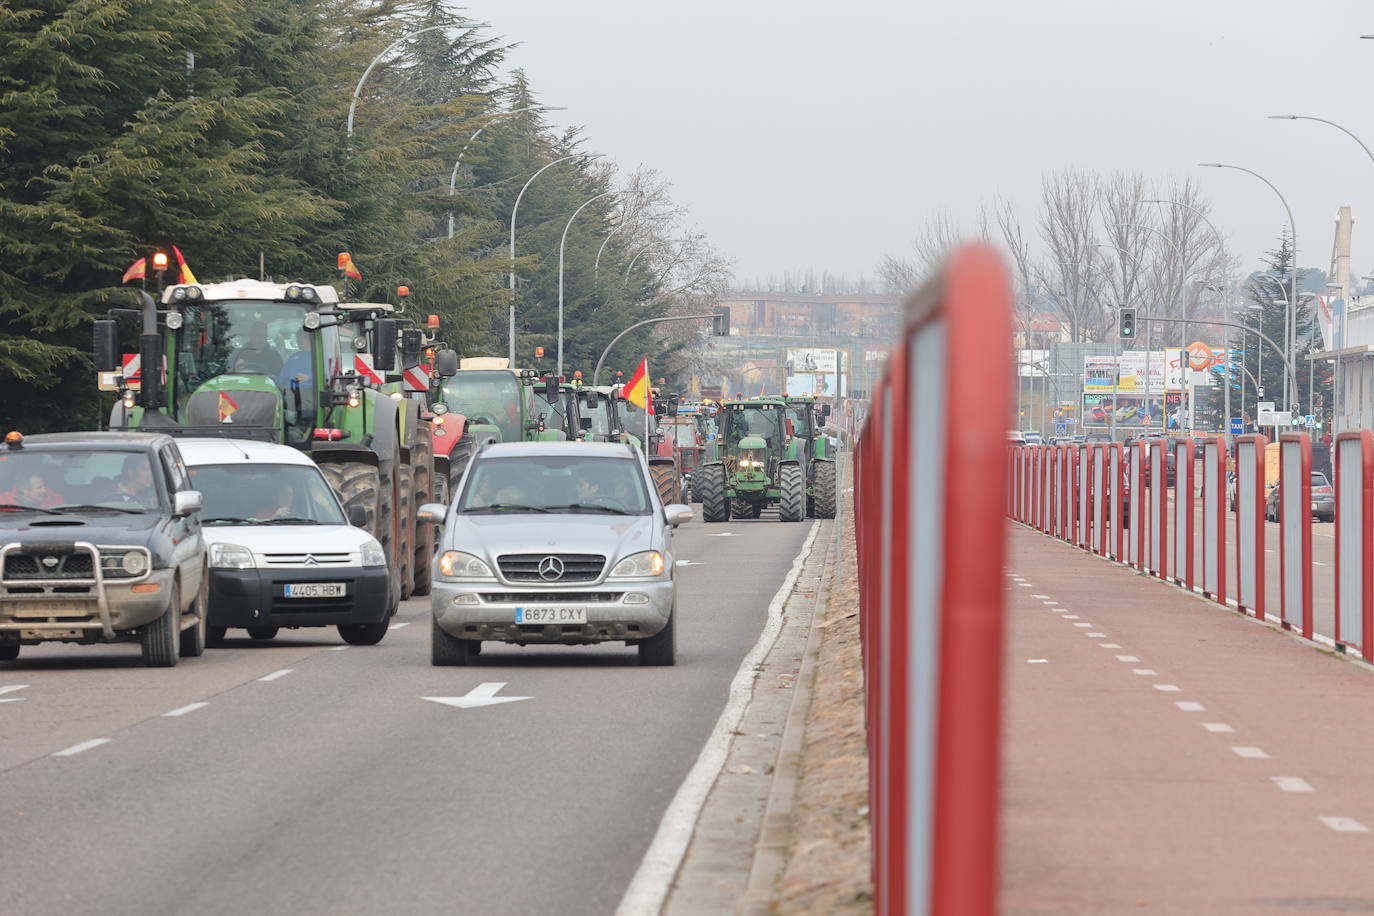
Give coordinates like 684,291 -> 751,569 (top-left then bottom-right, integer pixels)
236,321 -> 284,376
437,370 -> 525,444
729,405 -> 781,451
277,329 -> 313,390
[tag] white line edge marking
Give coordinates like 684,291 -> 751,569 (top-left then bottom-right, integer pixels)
1319,816 -> 1370,833
1176,701 -> 1205,711
53,738 -> 111,757
163,702 -> 209,718
330,645 -> 351,651
0,684 -> 29,696
614,523 -> 820,916
1231,746 -> 1270,759
258,669 -> 294,682
1271,777 -> 1315,793
389,621 -> 410,629
1201,722 -> 1234,733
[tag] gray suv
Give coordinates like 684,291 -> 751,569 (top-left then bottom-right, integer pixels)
0,431 -> 207,666
421,442 -> 692,666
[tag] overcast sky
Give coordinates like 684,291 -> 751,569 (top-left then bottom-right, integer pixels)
469,0 -> 1374,288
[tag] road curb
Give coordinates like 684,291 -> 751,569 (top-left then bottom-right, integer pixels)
738,523 -> 835,913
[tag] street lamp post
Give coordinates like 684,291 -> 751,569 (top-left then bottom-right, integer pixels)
347,22 -> 491,139
508,153 -> 602,363
448,105 -> 567,239
1198,162 -> 1300,418
557,190 -> 619,377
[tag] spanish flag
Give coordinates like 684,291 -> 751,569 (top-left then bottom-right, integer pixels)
218,391 -> 239,424
623,358 -> 651,414
122,258 -> 147,284
338,252 -> 362,280
173,245 -> 197,285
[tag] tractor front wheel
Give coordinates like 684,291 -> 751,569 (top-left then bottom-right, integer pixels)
778,463 -> 805,522
649,460 -> 681,506
697,464 -> 729,523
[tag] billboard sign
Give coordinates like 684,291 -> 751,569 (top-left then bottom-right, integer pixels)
787,348 -> 838,374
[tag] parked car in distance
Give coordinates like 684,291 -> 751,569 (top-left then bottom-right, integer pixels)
0,431 -> 207,666
179,439 -> 394,646
1264,472 -> 1335,523
422,441 -> 693,667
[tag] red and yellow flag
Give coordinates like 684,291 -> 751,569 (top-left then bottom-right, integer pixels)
218,391 -> 239,424
623,358 -> 651,414
122,258 -> 147,284
172,245 -> 197,285
338,252 -> 362,280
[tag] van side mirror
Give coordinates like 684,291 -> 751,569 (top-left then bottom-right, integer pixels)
348,505 -> 369,527
93,319 -> 119,372
372,318 -> 398,372
173,490 -> 203,518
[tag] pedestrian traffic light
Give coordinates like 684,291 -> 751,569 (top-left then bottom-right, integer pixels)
712,307 -> 730,337
1118,306 -> 1136,341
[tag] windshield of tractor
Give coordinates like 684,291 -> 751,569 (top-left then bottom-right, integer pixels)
177,300 -> 320,443
581,394 -> 615,439
189,463 -> 346,526
619,397 -> 657,439
723,404 -> 783,451
786,404 -> 814,438
438,371 -> 525,444
666,421 -> 697,448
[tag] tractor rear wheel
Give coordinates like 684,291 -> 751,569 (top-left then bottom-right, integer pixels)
649,460 -> 681,505
778,463 -> 805,522
697,464 -> 729,523
321,460 -> 382,546
812,461 -> 837,519
396,450 -> 414,601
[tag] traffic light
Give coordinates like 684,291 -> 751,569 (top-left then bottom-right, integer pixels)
712,307 -> 730,336
1118,306 -> 1136,341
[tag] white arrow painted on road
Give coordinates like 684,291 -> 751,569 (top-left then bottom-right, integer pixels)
422,682 -> 531,710
0,684 -> 28,703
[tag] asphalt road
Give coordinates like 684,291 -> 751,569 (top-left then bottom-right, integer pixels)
0,517 -> 813,916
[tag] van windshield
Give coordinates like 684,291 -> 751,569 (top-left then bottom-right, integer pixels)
189,463 -> 346,525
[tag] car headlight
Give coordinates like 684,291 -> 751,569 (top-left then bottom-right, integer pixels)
438,550 -> 495,579
610,550 -> 666,578
210,543 -> 255,569
99,549 -> 150,578
360,539 -> 386,567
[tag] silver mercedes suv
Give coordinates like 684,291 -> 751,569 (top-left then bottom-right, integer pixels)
420,441 -> 692,666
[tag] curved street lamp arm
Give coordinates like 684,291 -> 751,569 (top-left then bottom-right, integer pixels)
348,25 -> 471,137
558,190 -> 619,376
592,314 -> 714,387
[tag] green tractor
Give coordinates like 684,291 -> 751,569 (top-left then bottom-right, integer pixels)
94,278 -> 434,605
782,395 -> 837,519
694,398 -> 806,523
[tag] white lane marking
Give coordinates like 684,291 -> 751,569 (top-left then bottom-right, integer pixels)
1314,561 -> 1328,567
162,702 -> 209,718
707,532 -> 740,537
1031,594 -> 1051,599
1132,669 -> 1158,676
1085,632 -> 1106,638
1176,701 -> 1205,712
53,738 -> 111,757
1201,722 -> 1235,733
675,560 -> 704,567
1072,622 -> 1092,628
1063,615 -> 1080,620
1051,608 -> 1068,613
422,682 -> 532,709
1041,601 -> 1059,606
0,684 -> 29,696
1320,816 -> 1370,833
1027,659 -> 1049,664
616,523 -> 819,916
1153,684 -> 1182,692
1231,746 -> 1270,759
389,622 -> 410,630
1100,643 -> 1122,648
258,669 -> 294,682
330,645 -> 350,651
1116,656 -> 1140,662
1016,583 -> 1033,587
1271,777 -> 1315,793
0,698 -> 24,704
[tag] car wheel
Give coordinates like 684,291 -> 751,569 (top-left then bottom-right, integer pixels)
431,615 -> 472,666
0,645 -> 19,661
247,626 -> 279,641
638,608 -> 676,667
337,622 -> 388,646
206,626 -> 228,648
179,571 -> 208,658
140,582 -> 181,668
